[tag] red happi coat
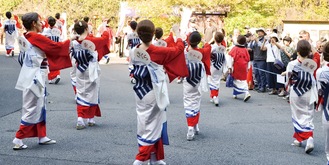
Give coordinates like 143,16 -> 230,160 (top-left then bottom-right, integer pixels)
24,32 -> 71,71
145,38 -> 189,82
191,43 -> 211,75
229,45 -> 250,80
85,31 -> 110,61
164,32 -> 175,48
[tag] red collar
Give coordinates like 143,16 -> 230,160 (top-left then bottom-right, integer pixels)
297,58 -> 302,63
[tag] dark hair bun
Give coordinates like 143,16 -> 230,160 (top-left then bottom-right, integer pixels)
189,31 -> 201,47
136,20 -> 155,43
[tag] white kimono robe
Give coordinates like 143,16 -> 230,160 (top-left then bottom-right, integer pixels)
16,36 -> 47,125
286,59 -> 317,141
183,49 -> 207,122
72,40 -> 100,106
4,19 -> 18,51
131,48 -> 169,146
208,44 -> 226,93
316,64 -> 329,160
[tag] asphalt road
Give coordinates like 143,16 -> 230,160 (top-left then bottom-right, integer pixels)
0,54 -> 327,165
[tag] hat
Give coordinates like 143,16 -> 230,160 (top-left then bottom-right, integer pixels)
237,35 -> 247,46
283,36 -> 292,43
256,28 -> 266,35
189,31 -> 201,46
270,33 -> 279,42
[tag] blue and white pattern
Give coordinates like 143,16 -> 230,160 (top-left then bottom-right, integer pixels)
48,36 -> 60,42
128,38 -> 141,49
5,24 -> 16,35
132,65 -> 153,99
185,108 -> 199,118
291,67 -> 313,96
317,69 -> 329,121
127,32 -> 141,49
76,96 -> 98,106
18,51 -> 26,66
72,49 -> 93,72
321,81 -> 329,121
4,20 -> 17,50
233,80 -> 249,95
211,52 -> 225,70
292,118 -> 313,133
186,62 -> 203,87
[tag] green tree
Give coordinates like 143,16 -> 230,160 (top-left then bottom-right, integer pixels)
2,0 -> 329,37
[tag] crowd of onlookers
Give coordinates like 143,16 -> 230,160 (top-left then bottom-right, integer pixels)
224,27 -> 326,101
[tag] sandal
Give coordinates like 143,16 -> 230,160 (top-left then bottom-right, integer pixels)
88,122 -> 96,126
13,144 -> 28,150
76,124 -> 86,130
39,139 -> 56,145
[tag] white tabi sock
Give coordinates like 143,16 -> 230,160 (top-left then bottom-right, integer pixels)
77,117 -> 85,125
39,136 -> 51,143
87,118 -> 95,124
13,138 -> 23,146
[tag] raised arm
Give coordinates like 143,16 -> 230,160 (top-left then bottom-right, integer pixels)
260,39 -> 267,51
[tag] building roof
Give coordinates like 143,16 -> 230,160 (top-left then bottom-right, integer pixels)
282,20 -> 329,24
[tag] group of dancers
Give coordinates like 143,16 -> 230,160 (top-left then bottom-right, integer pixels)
6,10 -> 329,165
13,12 -> 109,151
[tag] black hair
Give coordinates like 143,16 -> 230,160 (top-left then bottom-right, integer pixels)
22,12 -> 39,31
155,27 -> 163,40
136,20 -> 155,43
74,21 -> 88,35
214,32 -> 224,43
83,16 -> 89,23
296,40 -> 311,57
237,35 -> 247,45
189,31 -> 201,48
48,16 -> 56,27
323,42 -> 329,62
6,11 -> 12,19
55,13 -> 60,19
129,21 -> 137,30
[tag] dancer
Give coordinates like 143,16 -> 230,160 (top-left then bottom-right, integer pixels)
13,12 -> 72,150
127,21 -> 141,84
208,32 -> 226,106
131,20 -> 188,165
227,35 -> 251,102
71,21 -> 110,130
183,31 -> 211,141
42,16 -> 62,84
286,40 -> 317,154
3,11 -> 18,56
316,41 -> 329,164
